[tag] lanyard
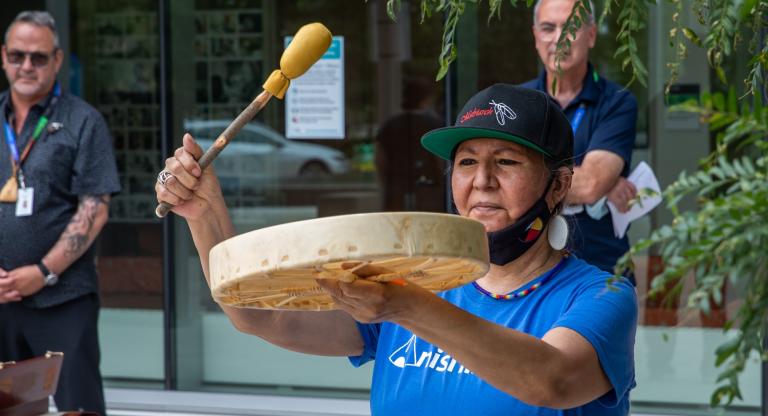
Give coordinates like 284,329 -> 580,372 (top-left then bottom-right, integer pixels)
569,67 -> 598,134
570,104 -> 586,135
3,83 -> 61,170
4,116 -> 49,165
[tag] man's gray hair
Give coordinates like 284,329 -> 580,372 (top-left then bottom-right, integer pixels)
533,0 -> 596,26
4,11 -> 60,49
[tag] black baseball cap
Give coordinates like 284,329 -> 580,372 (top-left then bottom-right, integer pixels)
421,84 -> 573,166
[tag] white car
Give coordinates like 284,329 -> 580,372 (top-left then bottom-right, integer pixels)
184,120 -> 349,183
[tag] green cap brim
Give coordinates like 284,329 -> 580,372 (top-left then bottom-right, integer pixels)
421,126 -> 552,161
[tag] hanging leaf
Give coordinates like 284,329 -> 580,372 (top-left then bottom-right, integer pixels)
682,27 -> 702,46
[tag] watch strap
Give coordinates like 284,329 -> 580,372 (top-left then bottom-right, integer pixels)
37,261 -> 51,277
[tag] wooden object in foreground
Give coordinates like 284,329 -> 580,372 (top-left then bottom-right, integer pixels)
0,352 -> 63,416
209,212 -> 490,310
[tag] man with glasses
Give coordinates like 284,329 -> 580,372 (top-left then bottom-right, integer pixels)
0,11 -> 120,415
522,0 -> 639,280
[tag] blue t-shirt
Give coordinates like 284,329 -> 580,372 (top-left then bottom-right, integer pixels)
350,256 -> 637,415
520,66 -> 638,273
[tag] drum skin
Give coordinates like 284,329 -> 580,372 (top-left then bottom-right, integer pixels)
209,212 -> 490,310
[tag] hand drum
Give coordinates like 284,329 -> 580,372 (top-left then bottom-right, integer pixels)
209,212 -> 490,310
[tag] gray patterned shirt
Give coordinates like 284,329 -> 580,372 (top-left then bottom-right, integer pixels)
0,88 -> 121,308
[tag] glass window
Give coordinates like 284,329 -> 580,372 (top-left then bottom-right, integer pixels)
169,0 -> 446,392
67,0 -> 164,385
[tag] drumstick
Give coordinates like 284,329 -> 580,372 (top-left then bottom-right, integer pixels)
155,22 -> 333,218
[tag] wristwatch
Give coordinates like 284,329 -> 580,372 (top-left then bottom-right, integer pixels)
37,261 -> 59,286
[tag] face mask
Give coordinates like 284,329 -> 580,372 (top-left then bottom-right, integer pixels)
486,177 -> 554,265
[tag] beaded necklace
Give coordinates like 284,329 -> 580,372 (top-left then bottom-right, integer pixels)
472,255 -> 569,300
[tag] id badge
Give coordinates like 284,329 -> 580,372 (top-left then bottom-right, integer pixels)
15,187 -> 34,216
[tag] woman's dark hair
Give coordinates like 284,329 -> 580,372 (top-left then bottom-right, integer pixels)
544,155 -> 572,214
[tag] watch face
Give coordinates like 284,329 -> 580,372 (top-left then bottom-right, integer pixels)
45,274 -> 59,286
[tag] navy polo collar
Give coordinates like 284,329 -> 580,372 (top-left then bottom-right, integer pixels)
2,85 -> 59,122
533,62 -> 602,109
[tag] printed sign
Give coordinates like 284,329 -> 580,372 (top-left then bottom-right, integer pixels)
285,36 -> 345,139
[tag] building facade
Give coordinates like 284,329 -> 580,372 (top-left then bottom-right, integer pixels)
1,1 -> 763,414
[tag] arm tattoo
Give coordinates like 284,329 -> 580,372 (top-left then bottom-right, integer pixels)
61,195 -> 110,257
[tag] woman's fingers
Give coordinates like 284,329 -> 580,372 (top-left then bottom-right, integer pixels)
175,146 -> 202,179
319,278 -> 399,321
317,279 -> 369,304
338,280 -> 383,300
162,134 -> 206,197
166,156 -> 198,191
155,181 -> 183,206
183,133 -> 204,160
316,279 -> 343,298
316,279 -> 360,312
165,175 -> 195,201
153,134 -> 214,219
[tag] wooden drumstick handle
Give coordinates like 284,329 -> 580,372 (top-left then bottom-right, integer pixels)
155,90 -> 273,218
155,22 -> 332,218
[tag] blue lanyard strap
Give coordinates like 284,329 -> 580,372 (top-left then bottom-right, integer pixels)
567,69 -> 596,133
570,104 -> 586,135
3,83 -> 61,166
4,116 -> 50,165
4,122 -> 19,162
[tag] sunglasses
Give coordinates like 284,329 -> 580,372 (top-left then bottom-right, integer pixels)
5,49 -> 58,68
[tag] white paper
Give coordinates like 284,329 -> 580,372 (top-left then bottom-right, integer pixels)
607,161 -> 662,238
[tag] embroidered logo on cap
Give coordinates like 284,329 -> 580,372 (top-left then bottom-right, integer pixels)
459,107 -> 493,124
490,100 -> 517,125
458,100 -> 518,126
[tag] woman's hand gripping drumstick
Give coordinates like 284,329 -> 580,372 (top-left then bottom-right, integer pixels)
155,134 -> 223,221
155,22 -> 333,218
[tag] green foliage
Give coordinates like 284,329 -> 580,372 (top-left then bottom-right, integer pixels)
704,0 -> 740,83
384,0 -> 465,80
666,0 -> 688,93
389,0 -> 767,93
627,187 -> 658,209
384,0 -> 768,408
615,90 -> 768,406
386,0 -> 535,80
550,0 -> 593,92
604,0 -> 654,86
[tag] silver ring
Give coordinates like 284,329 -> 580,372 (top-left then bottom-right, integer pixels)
157,169 -> 173,187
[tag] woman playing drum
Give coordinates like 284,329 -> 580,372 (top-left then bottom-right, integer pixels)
155,84 -> 636,415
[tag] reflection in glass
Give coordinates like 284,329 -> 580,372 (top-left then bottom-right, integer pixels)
171,0 -> 445,393
71,0 -> 164,384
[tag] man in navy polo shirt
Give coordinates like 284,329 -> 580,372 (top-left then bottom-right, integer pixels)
522,0 -> 638,278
